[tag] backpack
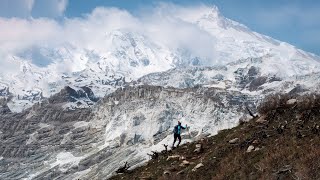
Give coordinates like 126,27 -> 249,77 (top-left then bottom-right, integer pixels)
173,125 -> 178,134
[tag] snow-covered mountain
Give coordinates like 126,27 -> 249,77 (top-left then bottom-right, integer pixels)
138,55 -> 320,95
1,5 -> 320,179
1,6 -> 319,112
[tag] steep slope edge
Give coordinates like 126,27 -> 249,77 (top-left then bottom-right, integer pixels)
112,94 -> 320,180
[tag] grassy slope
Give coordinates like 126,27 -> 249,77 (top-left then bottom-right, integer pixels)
111,98 -> 320,180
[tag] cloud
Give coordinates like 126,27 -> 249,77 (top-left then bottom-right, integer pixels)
0,3 -> 220,75
140,3 -> 216,62
0,0 -> 68,18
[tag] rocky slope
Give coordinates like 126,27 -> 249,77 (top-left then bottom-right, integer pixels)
111,94 -> 320,180
0,85 -> 257,179
1,5 -> 320,180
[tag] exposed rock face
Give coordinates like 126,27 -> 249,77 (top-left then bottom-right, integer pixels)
137,56 -> 320,97
0,87 -> 9,96
49,86 -> 99,104
85,85 -> 256,178
249,76 -> 268,91
0,87 -> 98,180
0,85 -> 256,179
0,98 -> 11,115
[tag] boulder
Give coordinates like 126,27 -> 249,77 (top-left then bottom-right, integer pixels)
246,145 -> 255,153
194,144 -> 203,153
179,160 -> 190,167
166,155 -> 181,161
252,140 -> 259,144
163,171 -> 170,175
192,163 -> 204,172
286,99 -> 297,105
228,138 -> 239,144
254,147 -> 261,151
256,115 -> 267,123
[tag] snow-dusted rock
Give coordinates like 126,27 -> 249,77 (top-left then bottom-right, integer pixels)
180,160 -> 191,167
192,163 -> 204,171
246,145 -> 255,153
286,99 -> 297,105
167,155 -> 181,161
229,138 -> 239,144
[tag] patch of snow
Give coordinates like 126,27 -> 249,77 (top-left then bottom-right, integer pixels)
26,132 -> 37,145
73,121 -> 90,129
39,123 -> 50,129
50,152 -> 83,172
60,132 -> 71,145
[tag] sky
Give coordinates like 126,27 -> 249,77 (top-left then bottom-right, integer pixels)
0,0 -> 319,56
65,0 -> 320,55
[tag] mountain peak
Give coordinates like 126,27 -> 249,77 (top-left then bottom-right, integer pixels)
207,5 -> 221,18
1,5 -> 320,112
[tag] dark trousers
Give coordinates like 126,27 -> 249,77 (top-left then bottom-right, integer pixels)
173,133 -> 181,147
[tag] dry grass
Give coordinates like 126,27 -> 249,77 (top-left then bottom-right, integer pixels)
111,94 -> 320,180
258,93 -> 320,114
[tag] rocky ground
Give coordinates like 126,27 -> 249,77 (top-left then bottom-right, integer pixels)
0,87 -> 99,179
0,85 -> 257,179
111,94 -> 320,180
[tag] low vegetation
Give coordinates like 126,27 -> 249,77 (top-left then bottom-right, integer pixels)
111,93 -> 320,180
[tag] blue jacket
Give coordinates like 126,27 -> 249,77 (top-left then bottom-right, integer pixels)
174,124 -> 186,134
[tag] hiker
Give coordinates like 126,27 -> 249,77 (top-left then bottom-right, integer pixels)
172,121 -> 187,148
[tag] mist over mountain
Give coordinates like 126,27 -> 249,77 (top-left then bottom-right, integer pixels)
0,4 -> 320,180
1,4 -> 319,111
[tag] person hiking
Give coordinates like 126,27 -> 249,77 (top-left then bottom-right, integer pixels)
172,121 -> 187,148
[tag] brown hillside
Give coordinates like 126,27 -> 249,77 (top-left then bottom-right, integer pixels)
111,94 -> 320,180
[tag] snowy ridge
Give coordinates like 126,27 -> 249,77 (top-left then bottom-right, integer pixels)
138,55 -> 320,95
1,6 -> 320,112
1,5 -> 320,179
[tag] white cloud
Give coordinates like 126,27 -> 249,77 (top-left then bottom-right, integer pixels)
31,0 -> 68,18
0,4 -> 219,74
0,17 -> 61,74
0,18 -> 60,52
57,0 -> 68,15
133,3 -> 217,62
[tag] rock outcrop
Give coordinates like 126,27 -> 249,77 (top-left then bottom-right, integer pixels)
0,85 -> 256,179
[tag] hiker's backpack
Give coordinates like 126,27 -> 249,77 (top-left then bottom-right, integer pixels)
173,125 -> 178,134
